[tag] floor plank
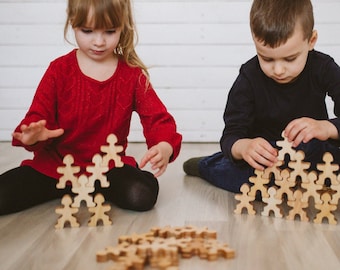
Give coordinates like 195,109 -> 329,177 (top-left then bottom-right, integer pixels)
0,142 -> 340,270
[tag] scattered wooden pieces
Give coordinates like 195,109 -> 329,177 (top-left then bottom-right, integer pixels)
97,225 -> 235,270
234,132 -> 340,225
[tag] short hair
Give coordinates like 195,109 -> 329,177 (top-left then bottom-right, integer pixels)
250,0 -> 314,48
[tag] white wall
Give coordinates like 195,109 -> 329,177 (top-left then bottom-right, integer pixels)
1,0 -> 340,142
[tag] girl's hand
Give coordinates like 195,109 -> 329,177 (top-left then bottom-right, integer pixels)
232,138 -> 278,171
284,117 -> 338,147
12,120 -> 64,146
140,141 -> 173,177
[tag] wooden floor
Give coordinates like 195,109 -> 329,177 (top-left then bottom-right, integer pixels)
1,142 -> 340,270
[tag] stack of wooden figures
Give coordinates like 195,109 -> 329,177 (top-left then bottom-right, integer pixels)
55,134 -> 123,229
234,132 -> 340,225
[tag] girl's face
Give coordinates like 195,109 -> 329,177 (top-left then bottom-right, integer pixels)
253,23 -> 317,84
73,12 -> 122,62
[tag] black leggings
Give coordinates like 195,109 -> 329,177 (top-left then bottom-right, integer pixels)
0,165 -> 159,215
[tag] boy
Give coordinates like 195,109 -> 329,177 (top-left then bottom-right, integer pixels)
183,0 -> 340,193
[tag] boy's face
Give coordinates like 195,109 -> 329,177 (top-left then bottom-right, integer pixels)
253,23 -> 317,84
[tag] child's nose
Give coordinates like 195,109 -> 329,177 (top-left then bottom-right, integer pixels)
273,62 -> 285,76
94,34 -> 105,46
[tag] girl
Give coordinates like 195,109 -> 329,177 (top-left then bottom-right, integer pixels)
0,0 -> 182,214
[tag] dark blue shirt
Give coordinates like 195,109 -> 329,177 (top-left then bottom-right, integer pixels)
220,50 -> 340,161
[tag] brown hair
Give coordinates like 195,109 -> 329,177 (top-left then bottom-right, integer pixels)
64,0 -> 149,77
250,0 -> 314,48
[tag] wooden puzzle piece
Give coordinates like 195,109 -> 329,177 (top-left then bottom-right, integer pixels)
55,194 -> 79,229
119,232 -> 155,245
234,184 -> 256,215
286,190 -> 309,222
71,174 -> 95,207
88,193 -> 112,227
98,243 -> 147,270
97,242 -> 131,262
178,238 -> 209,259
276,131 -> 297,161
56,154 -> 80,189
151,225 -> 217,240
149,252 -> 179,270
314,192 -> 337,225
152,254 -> 179,270
137,237 -> 179,268
116,249 -> 145,270
101,134 -> 124,168
275,169 -> 295,201
316,152 -> 339,186
186,226 -> 217,239
177,238 -> 235,261
262,160 -> 284,182
288,150 -> 310,183
205,239 -> 235,260
248,169 -> 269,198
261,187 -> 283,218
301,171 -> 322,204
86,154 -> 110,188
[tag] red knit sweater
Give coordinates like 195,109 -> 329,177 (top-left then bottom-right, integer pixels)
12,50 -> 182,179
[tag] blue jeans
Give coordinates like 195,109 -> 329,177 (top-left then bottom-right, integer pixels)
198,139 -> 340,193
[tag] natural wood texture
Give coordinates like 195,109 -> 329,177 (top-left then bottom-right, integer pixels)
88,193 -> 112,227
1,142 -> 340,270
55,134 -> 123,228
261,187 -> 283,218
56,154 -> 80,189
55,194 -> 80,229
86,154 -> 110,188
234,132 -> 340,226
96,225 -> 234,269
234,184 -> 256,215
100,134 -> 124,168
71,175 -> 95,208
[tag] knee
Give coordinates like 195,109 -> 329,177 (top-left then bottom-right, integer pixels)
124,178 -> 159,211
104,169 -> 159,211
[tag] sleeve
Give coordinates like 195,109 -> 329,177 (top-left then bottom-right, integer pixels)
320,55 -> 340,142
134,73 -> 182,162
219,67 -> 256,162
12,62 -> 59,152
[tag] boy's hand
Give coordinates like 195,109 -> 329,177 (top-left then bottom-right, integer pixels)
284,117 -> 338,147
232,138 -> 278,171
140,141 -> 173,177
12,120 -> 64,146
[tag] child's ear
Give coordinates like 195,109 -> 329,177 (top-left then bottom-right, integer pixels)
308,30 -> 318,50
